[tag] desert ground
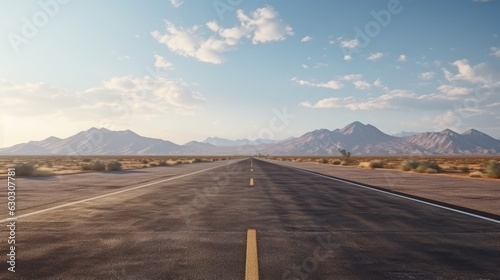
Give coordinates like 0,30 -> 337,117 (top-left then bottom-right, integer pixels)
264,155 -> 500,180
0,155 -> 241,178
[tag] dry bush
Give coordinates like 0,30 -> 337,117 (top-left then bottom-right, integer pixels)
318,158 -> 328,164
330,159 -> 342,165
106,161 -> 122,171
13,163 -> 36,176
485,160 -> 500,178
469,171 -> 483,178
369,159 -> 385,168
358,162 -> 372,169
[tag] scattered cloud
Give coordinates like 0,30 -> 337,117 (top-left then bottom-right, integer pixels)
437,84 -> 472,96
419,71 -> 434,80
0,76 -> 205,120
338,38 -> 359,49
301,36 -> 313,42
442,59 -> 491,84
313,63 -> 328,69
152,5 -> 292,64
367,52 -> 384,61
343,55 -> 352,62
490,47 -> 500,58
170,0 -> 184,8
301,64 -> 308,69
154,55 -> 174,70
397,54 -> 407,62
291,77 -> 343,90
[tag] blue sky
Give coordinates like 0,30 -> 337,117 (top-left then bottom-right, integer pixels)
1,0 -> 500,147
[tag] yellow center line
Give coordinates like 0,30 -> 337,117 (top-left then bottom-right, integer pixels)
245,229 -> 259,280
250,178 -> 254,186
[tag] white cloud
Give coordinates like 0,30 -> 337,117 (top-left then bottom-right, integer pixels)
301,64 -> 308,69
152,5 -> 292,64
341,74 -> 363,81
419,71 -> 434,80
313,63 -> 328,69
301,36 -> 313,42
490,47 -> 500,58
170,0 -> 183,7
0,76 -> 205,120
397,54 -> 407,62
236,5 -> 293,44
154,55 -> 174,70
442,59 -> 491,84
353,80 -> 372,90
437,84 -> 472,96
367,52 -> 384,61
338,38 -> 359,49
344,55 -> 352,62
291,77 -> 343,90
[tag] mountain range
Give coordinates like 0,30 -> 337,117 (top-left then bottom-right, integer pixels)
1,122 -> 499,155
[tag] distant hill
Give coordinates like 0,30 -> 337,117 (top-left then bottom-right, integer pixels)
1,122 -> 499,155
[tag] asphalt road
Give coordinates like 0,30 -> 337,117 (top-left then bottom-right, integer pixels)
1,158 -> 500,279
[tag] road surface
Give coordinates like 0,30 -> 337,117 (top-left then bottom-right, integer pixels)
1,158 -> 499,279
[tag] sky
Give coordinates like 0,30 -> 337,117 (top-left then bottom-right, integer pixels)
1,0 -> 500,147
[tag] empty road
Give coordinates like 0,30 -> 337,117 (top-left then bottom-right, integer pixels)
1,158 -> 500,279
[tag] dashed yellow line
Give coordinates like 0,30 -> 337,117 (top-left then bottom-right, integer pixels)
245,229 -> 259,280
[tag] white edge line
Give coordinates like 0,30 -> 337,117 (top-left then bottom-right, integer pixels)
277,162 -> 500,225
0,160 -> 242,223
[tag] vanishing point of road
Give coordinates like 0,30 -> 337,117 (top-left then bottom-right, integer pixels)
1,158 -> 499,279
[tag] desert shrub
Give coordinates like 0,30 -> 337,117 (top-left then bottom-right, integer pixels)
340,161 -> 348,166
176,160 -> 182,164
81,161 -> 106,171
44,161 -> 53,168
330,159 -> 342,165
358,162 -> 372,168
11,163 -> 54,177
469,171 -> 483,178
149,163 -> 158,167
424,168 -> 438,174
459,166 -> 470,173
400,160 -> 441,173
12,163 -> 36,176
318,158 -> 328,164
141,159 -> 149,164
338,149 -> 352,163
141,165 -> 148,168
82,158 -> 92,162
400,159 -> 419,171
485,160 -> 500,178
159,160 -> 168,166
192,158 -> 202,163
32,168 -> 55,177
369,159 -> 385,168
106,161 -> 122,171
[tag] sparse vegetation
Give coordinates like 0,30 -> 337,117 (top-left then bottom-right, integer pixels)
81,161 -> 106,171
338,149 -> 352,163
400,159 -> 442,174
159,160 -> 168,166
330,159 -> 342,165
192,158 -> 202,163
10,163 -> 54,177
369,159 -> 385,168
459,166 -> 470,173
318,158 -> 329,164
106,161 -> 122,171
485,160 -> 500,178
13,163 -> 36,176
469,171 -> 483,178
